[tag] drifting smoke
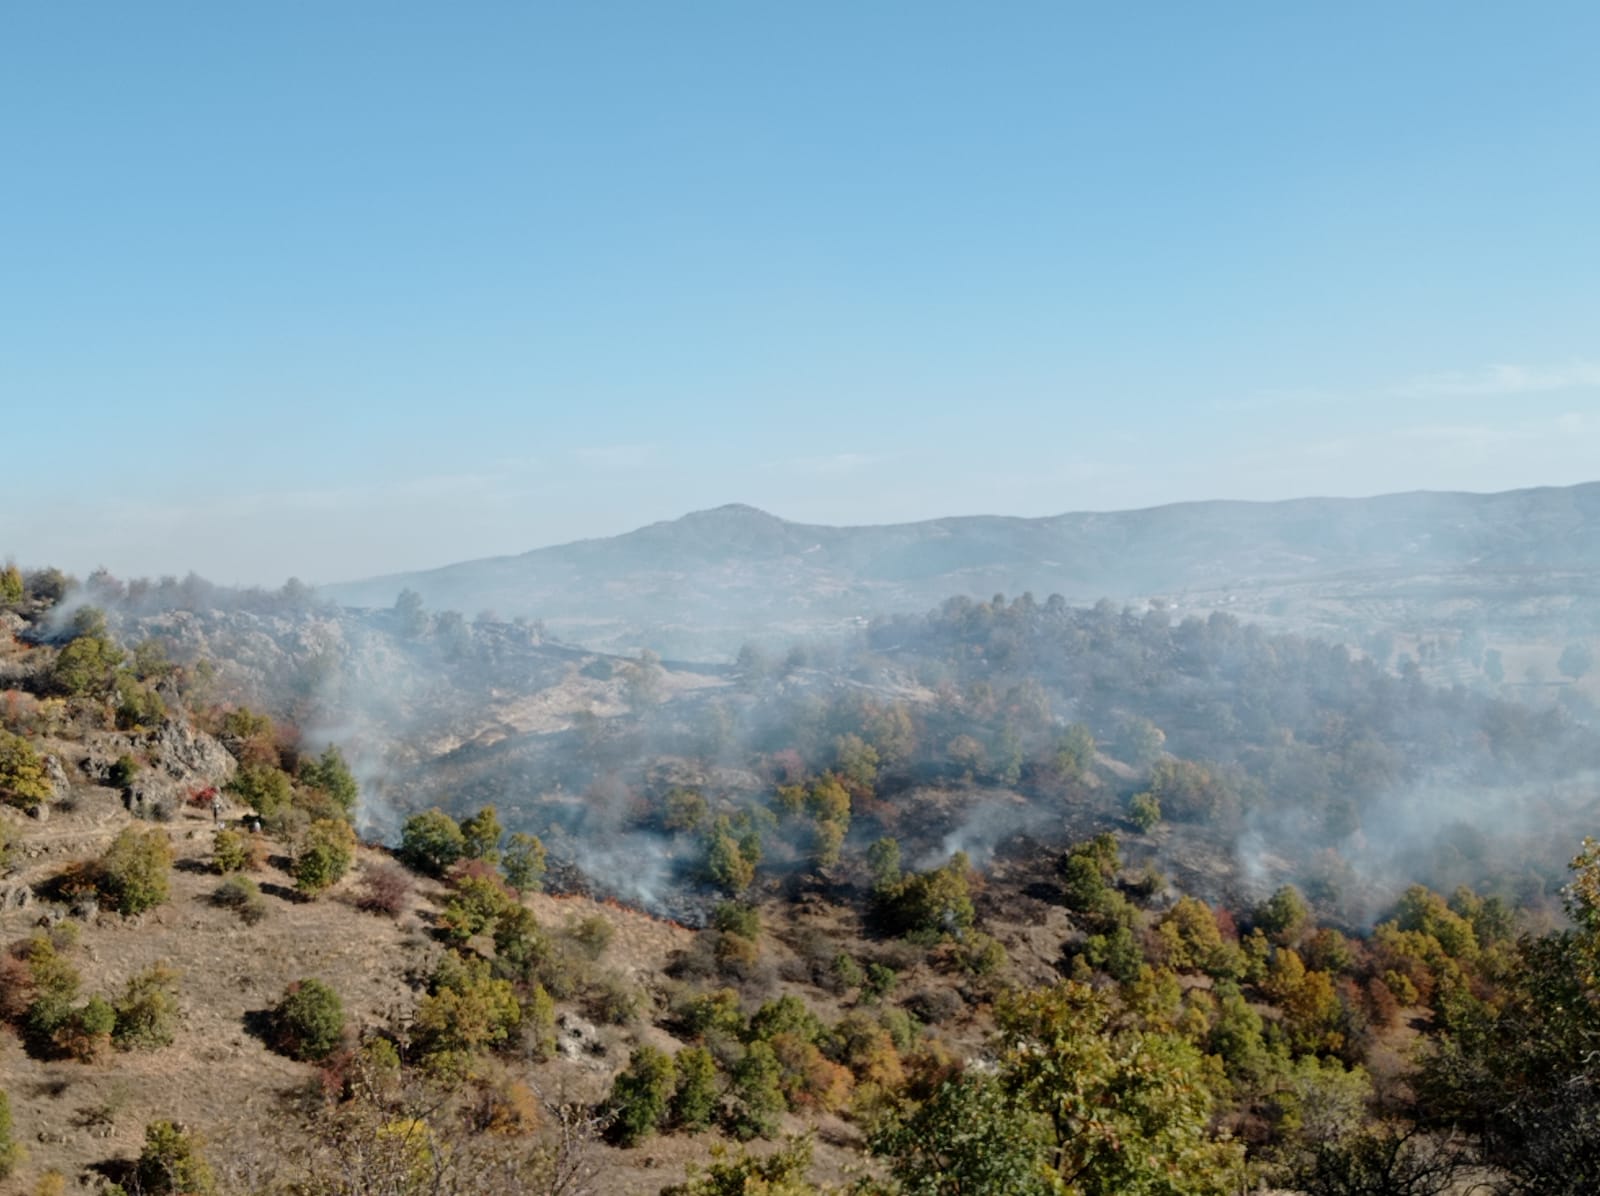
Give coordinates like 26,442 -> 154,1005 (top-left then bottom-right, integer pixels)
40,552 -> 1599,931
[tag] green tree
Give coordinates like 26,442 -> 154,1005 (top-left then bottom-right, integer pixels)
293,818 -> 356,897
706,821 -> 757,893
870,1071 -> 1053,1195
1054,723 -> 1097,783
1129,790 -> 1162,832
94,827 -> 173,914
399,807 -> 465,877
877,853 -> 976,940
834,733 -> 880,793
298,745 -> 359,817
501,831 -> 547,891
673,1045 -> 719,1131
0,562 -> 23,605
0,730 -> 52,811
134,1120 -> 216,1196
867,837 -> 902,889
271,979 -> 346,1062
52,632 -> 123,697
114,679 -> 167,731
413,953 -> 522,1060
226,763 -> 294,820
459,805 -> 504,862
1256,885 -> 1311,945
728,1041 -> 787,1140
607,1045 -> 679,1146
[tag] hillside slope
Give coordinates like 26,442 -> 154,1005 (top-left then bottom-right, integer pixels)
322,483 -> 1600,656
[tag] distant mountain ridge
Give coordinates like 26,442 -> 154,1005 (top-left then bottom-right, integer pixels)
322,482 -> 1600,657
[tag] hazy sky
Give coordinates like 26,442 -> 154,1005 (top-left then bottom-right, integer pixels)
4,3 -> 1599,585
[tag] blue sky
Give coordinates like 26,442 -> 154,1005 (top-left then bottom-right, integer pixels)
3,3 -> 1599,583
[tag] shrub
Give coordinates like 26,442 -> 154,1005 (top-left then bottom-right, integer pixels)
0,730 -> 52,811
114,682 -> 166,731
293,818 -> 355,897
875,853 -> 975,940
1129,791 -> 1162,832
0,1088 -> 23,1178
134,1120 -> 215,1195
399,808 -> 464,877
211,875 -> 267,925
459,805 -> 503,862
672,1045 -> 719,1131
226,763 -> 294,820
112,963 -> 180,1051
108,754 -> 141,790
500,831 -> 547,891
356,860 -> 412,917
413,954 -> 521,1059
568,913 -> 615,959
211,829 -> 248,874
61,995 -> 116,1061
711,902 -> 761,941
271,979 -> 346,1062
727,1041 -> 787,1140
94,828 -> 173,915
51,634 -> 122,698
606,1045 -> 678,1145
439,867 -> 518,943
586,971 -> 643,1026
298,745 -> 359,817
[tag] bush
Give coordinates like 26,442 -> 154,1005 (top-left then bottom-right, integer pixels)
108,754 -> 141,790
357,860 -> 412,917
211,875 -> 266,925
606,1045 -> 678,1145
711,902 -> 761,941
586,971 -> 643,1026
500,831 -> 547,891
399,808 -> 464,877
271,979 -> 346,1062
1129,791 -> 1162,832
226,763 -> 294,820
113,963 -> 181,1051
459,805 -> 503,862
672,1045 -> 719,1131
0,730 -> 52,811
567,913 -> 615,959
727,1041 -> 787,1140
61,995 -> 116,1061
134,1120 -> 215,1195
293,819 -> 355,897
211,828 -> 248,874
94,828 -> 173,915
0,1088 -> 23,1178
114,682 -> 166,731
298,745 -> 359,817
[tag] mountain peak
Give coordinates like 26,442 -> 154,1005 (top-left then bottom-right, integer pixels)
677,503 -> 786,526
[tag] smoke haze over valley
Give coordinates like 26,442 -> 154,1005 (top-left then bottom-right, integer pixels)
7,6 -> 1600,1192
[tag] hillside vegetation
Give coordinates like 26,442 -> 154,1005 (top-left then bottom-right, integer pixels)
1,562 -> 1598,1194
321,483 -> 1600,657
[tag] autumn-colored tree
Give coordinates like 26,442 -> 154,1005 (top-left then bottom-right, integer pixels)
995,981 -> 1243,1195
